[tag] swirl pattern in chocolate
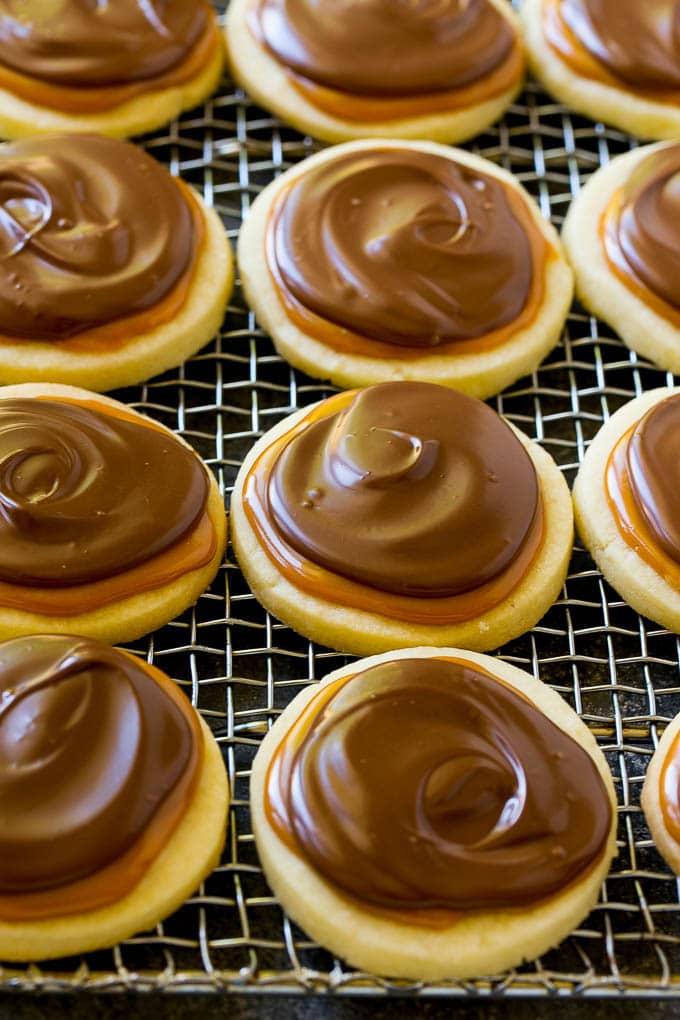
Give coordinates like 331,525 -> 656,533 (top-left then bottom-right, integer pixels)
267,382 -> 539,596
0,1 -> 209,87
269,657 -> 612,909
0,398 -> 208,587
626,394 -> 680,564
612,146 -> 680,308
560,0 -> 680,90
0,134 -> 194,340
271,149 -> 536,347
0,635 -> 199,893
255,0 -> 514,96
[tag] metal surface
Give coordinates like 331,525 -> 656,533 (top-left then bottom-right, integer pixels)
3,7 -> 680,999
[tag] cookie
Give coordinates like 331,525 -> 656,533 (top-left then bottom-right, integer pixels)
642,709 -> 680,877
573,387 -> 680,633
0,1 -> 223,140
251,646 -> 617,980
0,634 -> 228,962
0,382 -> 226,644
226,0 -> 525,144
522,0 -> 680,139
563,143 -> 680,375
0,133 -> 232,392
231,381 -> 573,656
238,140 -> 573,397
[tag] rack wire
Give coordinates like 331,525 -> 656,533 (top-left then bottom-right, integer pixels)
3,2 -> 680,1000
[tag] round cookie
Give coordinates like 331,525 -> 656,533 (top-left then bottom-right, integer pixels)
0,635 -> 229,962
225,0 -> 525,144
0,1 -> 223,140
641,710 -> 680,877
231,382 -> 573,656
521,0 -> 680,139
573,387 -> 680,633
238,139 -> 573,398
563,143 -> 680,375
251,646 -> 617,981
0,134 -> 232,392
0,382 -> 227,645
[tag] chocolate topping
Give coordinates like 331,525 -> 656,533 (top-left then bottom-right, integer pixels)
612,146 -> 680,309
255,0 -> 514,96
0,635 -> 197,893
0,1 -> 208,87
270,657 -> 612,909
0,398 -> 208,587
271,149 -> 535,347
267,382 -> 539,596
0,134 -> 194,341
626,394 -> 680,564
561,0 -> 680,90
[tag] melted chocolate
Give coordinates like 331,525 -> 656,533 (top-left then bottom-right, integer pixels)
626,394 -> 680,564
267,382 -> 539,596
255,0 -> 513,96
0,398 -> 208,586
271,149 -> 535,347
270,657 -> 612,909
0,134 -> 194,341
561,0 -> 680,90
611,146 -> 680,309
0,635 -> 197,893
0,1 -> 208,87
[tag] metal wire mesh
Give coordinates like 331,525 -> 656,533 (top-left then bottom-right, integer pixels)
3,3 -> 680,999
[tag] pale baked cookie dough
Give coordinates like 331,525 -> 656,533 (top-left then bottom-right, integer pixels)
251,647 -> 617,981
0,638 -> 229,962
0,383 -> 227,645
573,387 -> 680,633
238,140 -> 573,398
225,0 -> 524,144
562,143 -> 680,374
231,390 -> 573,656
521,0 -> 680,139
642,710 -> 680,877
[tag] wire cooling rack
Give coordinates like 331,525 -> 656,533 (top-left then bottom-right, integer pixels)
3,3 -> 680,1001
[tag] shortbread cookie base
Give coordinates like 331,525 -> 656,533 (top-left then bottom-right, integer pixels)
251,646 -> 617,981
0,383 -> 227,645
0,191 -> 232,393
573,387 -> 680,633
0,713 -> 228,962
562,143 -> 680,374
521,0 -> 680,139
225,0 -> 524,144
237,139 -> 573,398
641,710 -> 680,877
231,403 -> 573,656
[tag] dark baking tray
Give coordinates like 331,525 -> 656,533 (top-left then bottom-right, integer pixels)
2,1 -> 680,1000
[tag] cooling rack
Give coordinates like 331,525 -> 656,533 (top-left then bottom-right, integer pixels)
3,2 -> 680,1001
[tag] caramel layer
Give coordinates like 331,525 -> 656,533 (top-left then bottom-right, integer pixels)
661,730 -> 680,846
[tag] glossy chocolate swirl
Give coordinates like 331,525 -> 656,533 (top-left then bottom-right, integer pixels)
272,149 -> 535,346
255,0 -> 514,95
271,657 -> 612,909
613,146 -> 680,308
0,635 -> 198,892
267,382 -> 539,596
626,394 -> 680,564
560,0 -> 680,90
0,398 -> 208,586
0,134 -> 194,340
0,1 -> 208,86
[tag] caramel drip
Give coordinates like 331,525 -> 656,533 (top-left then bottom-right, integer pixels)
243,386 -> 544,624
661,730 -> 680,846
266,148 -> 550,355
265,656 -> 612,920
544,0 -> 680,103
0,3 -> 219,114
0,636 -> 202,920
